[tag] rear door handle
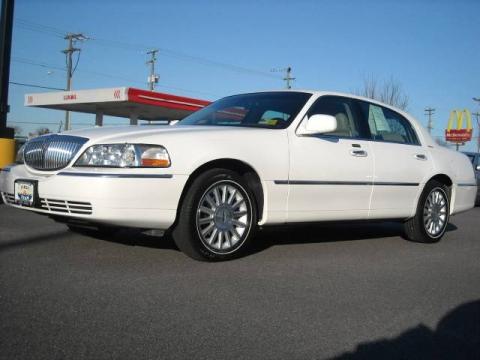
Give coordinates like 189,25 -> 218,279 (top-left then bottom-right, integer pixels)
415,154 -> 427,161
350,150 -> 368,157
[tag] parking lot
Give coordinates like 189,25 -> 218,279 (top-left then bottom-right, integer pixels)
0,204 -> 479,359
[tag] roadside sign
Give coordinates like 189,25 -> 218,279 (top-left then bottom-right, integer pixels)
445,109 -> 473,143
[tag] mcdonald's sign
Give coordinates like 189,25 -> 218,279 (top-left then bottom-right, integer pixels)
445,109 -> 473,143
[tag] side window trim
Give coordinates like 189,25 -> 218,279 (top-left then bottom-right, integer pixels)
299,96 -> 422,146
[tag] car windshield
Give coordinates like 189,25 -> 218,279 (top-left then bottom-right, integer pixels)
178,92 -> 311,129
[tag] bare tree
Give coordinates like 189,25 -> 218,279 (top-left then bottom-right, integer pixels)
435,138 -> 449,147
28,127 -> 51,138
13,126 -> 22,136
356,76 -> 409,111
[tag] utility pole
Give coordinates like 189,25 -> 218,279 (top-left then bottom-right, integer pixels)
284,67 -> 295,89
0,0 -> 15,173
473,111 -> 480,154
62,33 -> 87,131
473,98 -> 480,154
424,107 -> 435,134
146,49 -> 159,91
271,66 -> 295,89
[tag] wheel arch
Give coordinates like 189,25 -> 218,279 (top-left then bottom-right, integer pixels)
424,173 -> 454,213
175,158 -> 265,224
427,173 -> 453,187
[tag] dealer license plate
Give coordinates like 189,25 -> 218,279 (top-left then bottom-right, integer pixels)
14,181 -> 35,207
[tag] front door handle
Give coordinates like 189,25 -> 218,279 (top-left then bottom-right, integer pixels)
350,150 -> 368,157
415,154 -> 427,161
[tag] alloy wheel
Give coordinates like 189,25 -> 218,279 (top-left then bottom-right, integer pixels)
423,188 -> 448,238
196,180 -> 252,254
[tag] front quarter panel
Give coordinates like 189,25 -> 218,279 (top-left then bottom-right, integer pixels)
129,127 -> 291,224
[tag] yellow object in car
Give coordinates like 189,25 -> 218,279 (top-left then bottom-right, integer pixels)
263,119 -> 278,126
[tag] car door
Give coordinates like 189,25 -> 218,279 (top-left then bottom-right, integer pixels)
356,100 -> 432,219
286,95 -> 375,222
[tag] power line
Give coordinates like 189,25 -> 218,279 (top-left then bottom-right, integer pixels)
90,37 -> 282,80
87,36 -> 281,79
15,18 -> 65,37
9,81 -> 65,91
11,56 -> 220,97
72,50 -> 81,75
12,56 -> 141,83
15,23 -> 64,38
75,66 -> 218,96
12,56 -> 66,71
15,18 -> 282,81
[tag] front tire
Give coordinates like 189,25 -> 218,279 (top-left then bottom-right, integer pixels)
404,180 -> 450,243
172,168 -> 257,261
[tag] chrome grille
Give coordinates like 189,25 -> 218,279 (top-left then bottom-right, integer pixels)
2,192 -> 15,204
40,198 -> 93,215
2,192 -> 92,215
24,134 -> 88,171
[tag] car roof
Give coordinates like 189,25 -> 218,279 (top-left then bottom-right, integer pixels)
233,89 -> 411,117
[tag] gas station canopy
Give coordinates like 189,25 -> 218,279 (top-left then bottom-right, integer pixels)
24,87 -> 212,125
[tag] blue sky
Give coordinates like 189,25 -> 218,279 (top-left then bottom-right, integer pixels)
6,0 -> 480,151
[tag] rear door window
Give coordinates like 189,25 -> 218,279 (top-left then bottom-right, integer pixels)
357,101 -> 420,145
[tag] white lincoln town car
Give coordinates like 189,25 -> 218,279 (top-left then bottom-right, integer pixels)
1,91 -> 476,260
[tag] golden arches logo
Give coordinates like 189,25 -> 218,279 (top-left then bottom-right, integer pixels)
445,109 -> 473,143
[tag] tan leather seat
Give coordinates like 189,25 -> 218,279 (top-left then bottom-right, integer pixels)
329,113 -> 352,137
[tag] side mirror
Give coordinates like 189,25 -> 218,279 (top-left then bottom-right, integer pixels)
297,114 -> 337,135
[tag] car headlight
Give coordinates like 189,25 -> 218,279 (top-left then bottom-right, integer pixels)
74,144 -> 171,168
16,144 -> 25,164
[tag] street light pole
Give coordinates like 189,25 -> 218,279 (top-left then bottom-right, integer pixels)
473,98 -> 480,154
0,0 -> 15,173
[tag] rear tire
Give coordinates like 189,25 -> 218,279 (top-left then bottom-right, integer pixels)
172,168 -> 257,261
404,180 -> 450,243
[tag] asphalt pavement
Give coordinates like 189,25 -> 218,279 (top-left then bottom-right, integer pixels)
1,204 -> 479,359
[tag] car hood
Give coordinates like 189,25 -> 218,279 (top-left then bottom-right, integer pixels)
60,124 -> 270,144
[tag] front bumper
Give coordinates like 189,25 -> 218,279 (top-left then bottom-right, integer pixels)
451,182 -> 478,214
0,165 -> 188,229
